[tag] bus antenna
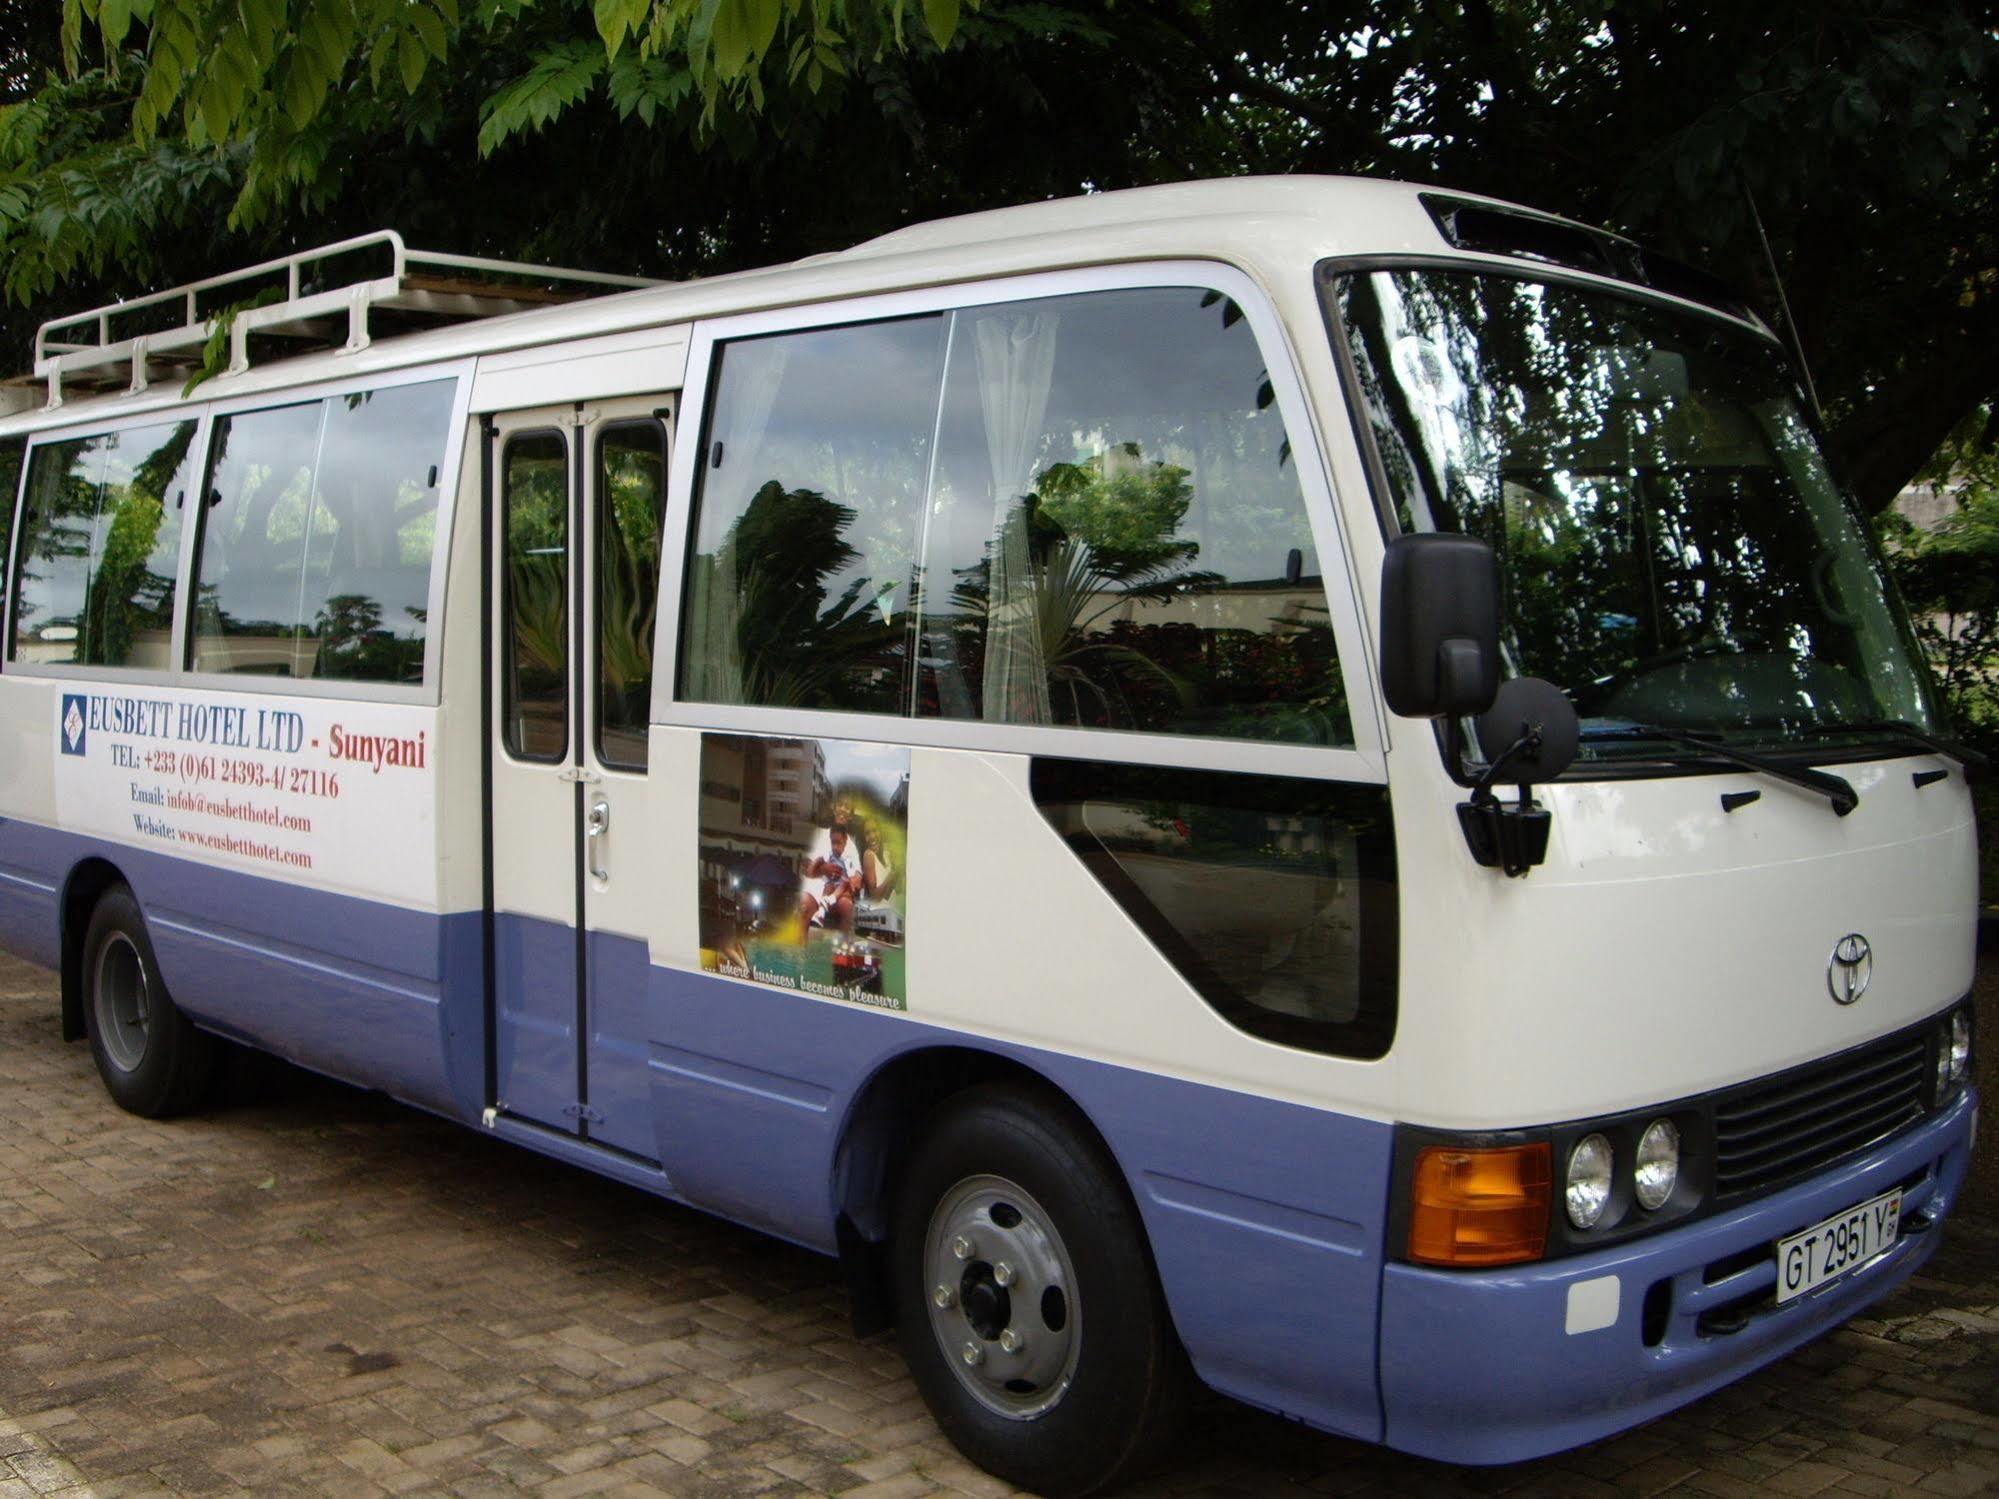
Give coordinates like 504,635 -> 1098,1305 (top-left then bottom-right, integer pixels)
1744,185 -> 1825,426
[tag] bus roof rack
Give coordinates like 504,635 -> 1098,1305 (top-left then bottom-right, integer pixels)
28,230 -> 662,410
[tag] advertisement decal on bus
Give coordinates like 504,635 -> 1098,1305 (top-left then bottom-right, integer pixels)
50,686 -> 437,905
697,732 -> 909,1010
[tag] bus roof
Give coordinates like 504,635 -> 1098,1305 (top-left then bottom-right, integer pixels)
0,175 -> 1761,436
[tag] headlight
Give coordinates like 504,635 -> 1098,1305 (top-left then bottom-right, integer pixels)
1634,1118 -> 1680,1210
1935,1033 -> 1953,1099
1565,1133 -> 1613,1228
1950,1010 -> 1971,1084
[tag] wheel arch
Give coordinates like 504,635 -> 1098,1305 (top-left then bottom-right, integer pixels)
828,1042 -> 1148,1334
58,856 -> 130,1042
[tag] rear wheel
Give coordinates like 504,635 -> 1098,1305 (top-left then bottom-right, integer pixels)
893,1085 -> 1186,1497
82,886 -> 214,1117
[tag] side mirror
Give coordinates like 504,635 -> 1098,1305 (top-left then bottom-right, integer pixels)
1378,534 -> 1501,719
1474,676 -> 1580,785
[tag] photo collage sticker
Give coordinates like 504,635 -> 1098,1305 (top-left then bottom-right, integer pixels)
697,734 -> 910,1011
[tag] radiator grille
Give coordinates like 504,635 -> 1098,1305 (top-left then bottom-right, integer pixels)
1713,1033 -> 1929,1200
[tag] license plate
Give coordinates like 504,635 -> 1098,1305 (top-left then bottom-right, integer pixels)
1774,1188 -> 1902,1304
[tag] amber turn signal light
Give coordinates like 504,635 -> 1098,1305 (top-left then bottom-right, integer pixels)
1407,1142 -> 1551,1266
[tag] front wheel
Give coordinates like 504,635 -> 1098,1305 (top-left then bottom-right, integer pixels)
82,885 -> 214,1118
893,1086 -> 1186,1497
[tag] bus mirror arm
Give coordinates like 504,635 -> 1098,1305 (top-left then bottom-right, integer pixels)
1455,677 -> 1581,878
1457,792 -> 1551,878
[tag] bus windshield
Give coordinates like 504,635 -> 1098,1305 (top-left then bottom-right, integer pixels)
1331,267 -> 1938,764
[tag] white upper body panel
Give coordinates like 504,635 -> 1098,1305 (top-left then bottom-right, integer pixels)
0,174 -> 1968,1132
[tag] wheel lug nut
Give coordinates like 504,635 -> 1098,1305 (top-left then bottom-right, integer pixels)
951,1235 -> 974,1261
999,1329 -> 1024,1354
932,1284 -> 955,1309
961,1341 -> 984,1366
992,1261 -> 1015,1287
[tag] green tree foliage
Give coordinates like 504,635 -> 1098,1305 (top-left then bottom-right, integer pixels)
2,2 -> 1996,518
1874,413 -> 1999,908
1876,418 -> 1999,760
1034,446 -> 1198,575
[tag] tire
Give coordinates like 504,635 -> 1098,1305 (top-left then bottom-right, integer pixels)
80,885 -> 214,1118
892,1085 -> 1187,1497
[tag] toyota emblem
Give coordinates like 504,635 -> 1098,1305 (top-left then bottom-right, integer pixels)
1827,934 -> 1872,1005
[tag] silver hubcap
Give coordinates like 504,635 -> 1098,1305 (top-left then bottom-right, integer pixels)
922,1174 -> 1079,1419
93,933 -> 151,1073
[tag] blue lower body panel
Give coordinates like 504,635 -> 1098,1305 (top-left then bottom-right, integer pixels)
643,963 -> 1397,1443
586,928 -> 660,1160
0,835 -> 60,970
0,818 -> 479,1115
494,910 -> 577,1129
1379,1087 -> 1977,1463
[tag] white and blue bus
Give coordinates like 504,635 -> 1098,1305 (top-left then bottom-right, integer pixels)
0,180 -> 1979,1496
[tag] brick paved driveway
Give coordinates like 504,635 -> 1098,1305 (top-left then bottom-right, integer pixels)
1,947 -> 1994,1499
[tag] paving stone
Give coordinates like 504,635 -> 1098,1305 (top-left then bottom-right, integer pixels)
0,946 -> 1994,1498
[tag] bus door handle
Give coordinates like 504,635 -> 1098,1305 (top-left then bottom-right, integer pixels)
585,799 -> 610,882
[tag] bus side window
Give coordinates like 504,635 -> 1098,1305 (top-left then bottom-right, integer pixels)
596,419 -> 666,769
680,315 -> 948,714
11,421 -> 196,670
918,287 -> 1353,747
0,435 -> 23,634
189,379 -> 454,682
503,431 -> 569,762
1030,758 -> 1398,1059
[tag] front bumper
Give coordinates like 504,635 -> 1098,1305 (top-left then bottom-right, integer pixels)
1378,1087 -> 1977,1464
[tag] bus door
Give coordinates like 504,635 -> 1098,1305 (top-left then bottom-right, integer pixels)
489,398 -> 673,1160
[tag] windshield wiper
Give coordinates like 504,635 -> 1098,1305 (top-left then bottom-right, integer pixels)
1580,724 -> 1860,816
1790,719 -> 1990,773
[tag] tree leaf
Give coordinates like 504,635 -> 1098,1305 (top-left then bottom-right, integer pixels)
595,0 -> 649,57
410,4 -> 449,63
478,39 -> 606,153
746,0 -> 781,61
99,0 -> 134,51
711,0 -> 753,77
279,55 -> 326,127
59,0 -> 85,76
400,33 -> 429,92
921,0 -> 956,50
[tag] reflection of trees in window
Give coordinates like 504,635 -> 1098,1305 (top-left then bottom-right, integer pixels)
0,439 -> 21,577
927,289 -> 1348,744
598,423 -> 665,765
82,422 -> 195,666
684,315 -> 941,712
1339,268 -> 1922,737
191,381 -> 450,681
11,421 -> 194,667
945,452 -> 1206,729
13,438 -> 105,653
316,593 -> 390,678
945,444 -> 1347,741
682,286 -> 1353,746
504,434 -> 567,760
692,480 -> 904,709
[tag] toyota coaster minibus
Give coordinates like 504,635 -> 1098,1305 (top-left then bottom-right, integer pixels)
0,177 -> 1979,1495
